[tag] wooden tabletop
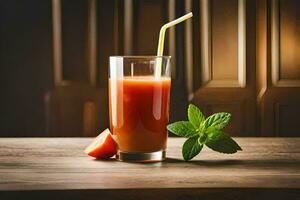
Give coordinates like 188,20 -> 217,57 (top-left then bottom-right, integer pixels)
0,138 -> 299,200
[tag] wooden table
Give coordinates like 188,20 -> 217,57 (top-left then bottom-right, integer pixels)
0,138 -> 299,200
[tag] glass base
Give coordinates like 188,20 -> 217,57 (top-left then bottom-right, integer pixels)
116,150 -> 166,162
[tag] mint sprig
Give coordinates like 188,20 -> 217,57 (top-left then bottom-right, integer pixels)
182,136 -> 203,161
167,104 -> 242,161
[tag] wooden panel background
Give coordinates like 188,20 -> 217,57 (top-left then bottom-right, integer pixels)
192,0 -> 256,136
211,0 -> 238,81
257,0 -> 300,137
0,0 -> 299,137
0,0 -> 53,136
279,0 -> 300,81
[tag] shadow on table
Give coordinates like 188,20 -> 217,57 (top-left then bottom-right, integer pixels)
91,156 -> 300,170
164,157 -> 300,170
165,157 -> 243,166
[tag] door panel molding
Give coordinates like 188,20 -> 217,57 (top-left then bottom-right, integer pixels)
124,0 -> 133,55
193,0 -> 256,136
200,0 -> 246,88
52,0 -> 63,85
87,0 -> 97,87
260,0 -> 300,136
275,103 -> 300,137
169,0 -> 177,79
271,0 -> 300,87
185,0 -> 193,100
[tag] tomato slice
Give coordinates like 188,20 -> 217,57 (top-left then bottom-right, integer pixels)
84,129 -> 117,159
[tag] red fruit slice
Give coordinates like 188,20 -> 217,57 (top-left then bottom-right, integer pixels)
84,129 -> 117,159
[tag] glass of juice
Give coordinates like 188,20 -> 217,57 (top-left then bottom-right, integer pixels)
109,56 -> 171,162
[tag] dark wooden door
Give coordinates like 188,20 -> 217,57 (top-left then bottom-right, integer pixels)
190,0 -> 257,136
0,0 -> 300,137
257,0 -> 300,136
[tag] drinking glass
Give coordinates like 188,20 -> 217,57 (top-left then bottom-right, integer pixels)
109,56 -> 171,162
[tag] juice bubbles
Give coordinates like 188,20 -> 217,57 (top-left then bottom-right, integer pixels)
109,76 -> 171,153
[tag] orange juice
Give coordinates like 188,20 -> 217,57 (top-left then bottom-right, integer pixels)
109,76 -> 171,153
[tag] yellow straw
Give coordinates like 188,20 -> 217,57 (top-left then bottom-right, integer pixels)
157,12 -> 193,56
155,12 -> 193,78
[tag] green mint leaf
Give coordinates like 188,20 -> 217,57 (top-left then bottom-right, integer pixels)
188,104 -> 205,129
205,130 -> 242,154
167,121 -> 197,138
204,112 -> 231,130
167,104 -> 240,161
182,136 -> 203,161
198,133 -> 207,144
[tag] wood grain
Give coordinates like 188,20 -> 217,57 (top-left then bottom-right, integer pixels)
0,138 -> 299,199
193,0 -> 257,136
258,0 -> 300,136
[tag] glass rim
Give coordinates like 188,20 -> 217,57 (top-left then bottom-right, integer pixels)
110,55 -> 171,59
